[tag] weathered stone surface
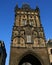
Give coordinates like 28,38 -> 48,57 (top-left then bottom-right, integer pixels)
9,4 -> 50,65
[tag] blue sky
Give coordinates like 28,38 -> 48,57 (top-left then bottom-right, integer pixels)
0,0 -> 52,65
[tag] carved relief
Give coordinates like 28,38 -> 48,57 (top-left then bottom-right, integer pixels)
12,4 -> 46,47
36,16 -> 40,27
13,37 -> 18,44
33,38 -> 38,47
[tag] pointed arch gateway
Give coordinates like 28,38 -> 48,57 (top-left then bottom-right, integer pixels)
18,51 -> 43,65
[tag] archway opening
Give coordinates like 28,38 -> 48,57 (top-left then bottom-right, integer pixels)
19,54 -> 42,65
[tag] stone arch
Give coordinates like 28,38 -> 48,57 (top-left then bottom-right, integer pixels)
18,50 -> 44,65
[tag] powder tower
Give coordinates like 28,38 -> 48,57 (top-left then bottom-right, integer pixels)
9,4 -> 50,65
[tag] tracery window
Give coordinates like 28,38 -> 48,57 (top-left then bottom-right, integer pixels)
34,31 -> 37,37
29,20 -> 34,25
39,32 -> 43,37
22,19 -> 27,25
20,38 -> 25,44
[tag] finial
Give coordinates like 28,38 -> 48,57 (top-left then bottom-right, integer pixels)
35,5 -> 40,14
36,5 -> 39,10
35,0 -> 40,12
14,3 -> 18,12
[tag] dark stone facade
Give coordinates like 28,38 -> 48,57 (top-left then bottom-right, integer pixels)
0,41 -> 7,65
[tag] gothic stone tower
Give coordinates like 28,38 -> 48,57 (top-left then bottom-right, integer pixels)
0,41 -> 7,65
9,4 -> 50,65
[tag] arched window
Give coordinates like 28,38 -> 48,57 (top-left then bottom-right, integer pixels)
20,38 -> 25,44
22,19 -> 27,25
13,37 -> 18,44
50,49 -> 52,54
39,32 -> 43,37
34,31 -> 37,37
29,20 -> 34,26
